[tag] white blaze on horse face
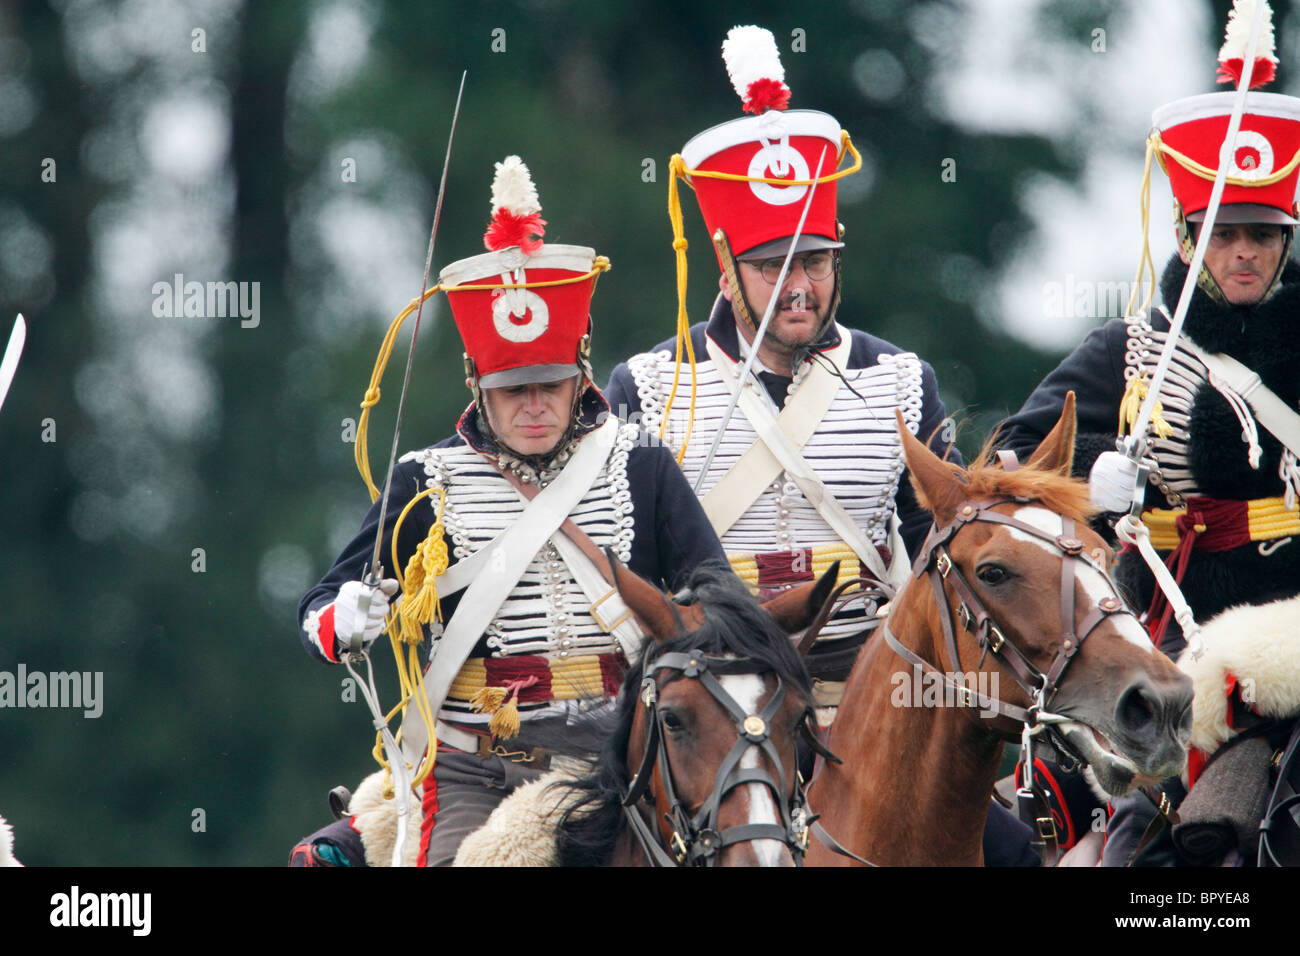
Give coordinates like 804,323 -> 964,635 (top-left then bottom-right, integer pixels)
718,672 -> 788,867
1008,506 -> 1155,653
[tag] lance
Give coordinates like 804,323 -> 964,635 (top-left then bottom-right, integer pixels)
693,145 -> 829,494
1121,0 -> 1268,476
1113,0 -> 1269,658
0,314 -> 26,416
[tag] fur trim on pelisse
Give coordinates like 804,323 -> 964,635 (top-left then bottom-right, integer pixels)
0,813 -> 20,866
1178,595 -> 1300,752
351,770 -> 422,868
453,768 -> 586,867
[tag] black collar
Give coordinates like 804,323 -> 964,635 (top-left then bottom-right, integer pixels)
1159,254 -> 1300,360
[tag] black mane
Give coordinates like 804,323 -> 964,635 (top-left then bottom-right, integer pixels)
554,562 -> 814,866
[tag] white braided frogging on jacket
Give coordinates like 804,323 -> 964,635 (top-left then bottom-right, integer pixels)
395,425 -> 637,720
1125,318 -> 1211,507
628,342 -> 923,640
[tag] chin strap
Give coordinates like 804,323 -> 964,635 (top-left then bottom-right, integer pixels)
714,229 -> 757,336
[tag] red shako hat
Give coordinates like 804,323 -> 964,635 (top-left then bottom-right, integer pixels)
681,25 -> 846,263
1153,0 -> 1300,226
440,156 -> 607,388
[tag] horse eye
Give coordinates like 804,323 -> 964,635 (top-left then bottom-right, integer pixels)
661,710 -> 686,733
977,564 -> 1007,586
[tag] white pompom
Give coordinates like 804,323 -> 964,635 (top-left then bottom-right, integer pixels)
490,155 -> 542,217
1219,0 -> 1276,64
722,25 -> 784,103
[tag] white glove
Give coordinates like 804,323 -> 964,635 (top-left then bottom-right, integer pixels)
1089,451 -> 1142,513
334,578 -> 399,655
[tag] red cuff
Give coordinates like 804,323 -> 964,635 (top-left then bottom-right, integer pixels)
309,603 -> 339,663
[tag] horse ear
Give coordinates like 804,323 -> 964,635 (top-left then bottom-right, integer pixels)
763,560 -> 841,634
896,409 -> 966,527
1025,391 -> 1077,476
605,549 -> 695,643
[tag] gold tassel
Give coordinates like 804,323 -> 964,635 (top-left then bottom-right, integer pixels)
470,677 -> 538,741
394,488 -> 449,647
470,686 -> 508,713
1119,373 -> 1172,441
488,701 -> 521,741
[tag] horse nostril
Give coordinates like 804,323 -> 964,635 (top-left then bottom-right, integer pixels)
1115,682 -> 1157,735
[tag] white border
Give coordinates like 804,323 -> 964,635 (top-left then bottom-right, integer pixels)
1153,91 -> 1300,130
681,109 -> 841,170
439,244 -> 596,288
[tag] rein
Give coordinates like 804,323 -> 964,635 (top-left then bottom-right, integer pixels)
892,496 -> 1133,863
620,649 -> 825,866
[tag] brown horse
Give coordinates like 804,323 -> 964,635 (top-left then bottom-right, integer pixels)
554,560 -> 838,866
805,395 -> 1194,865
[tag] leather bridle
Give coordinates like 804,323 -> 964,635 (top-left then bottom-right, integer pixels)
620,649 -> 831,866
884,496 -> 1134,862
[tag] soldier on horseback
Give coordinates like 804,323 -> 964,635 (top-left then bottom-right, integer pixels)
290,156 -> 726,866
603,26 -> 1048,865
604,25 -> 958,710
997,0 -> 1300,866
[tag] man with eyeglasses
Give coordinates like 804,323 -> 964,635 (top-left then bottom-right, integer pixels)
605,26 -> 958,715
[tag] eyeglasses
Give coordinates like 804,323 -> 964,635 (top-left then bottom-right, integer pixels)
743,251 -> 835,284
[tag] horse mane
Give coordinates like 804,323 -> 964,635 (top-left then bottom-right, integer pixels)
918,438 -> 1098,526
554,562 -> 813,867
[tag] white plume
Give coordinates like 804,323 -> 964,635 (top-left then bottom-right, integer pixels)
722,25 -> 784,101
490,155 -> 542,216
1219,0 -> 1276,64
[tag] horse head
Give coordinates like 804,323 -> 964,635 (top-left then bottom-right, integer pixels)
607,558 -> 836,866
894,393 -> 1193,795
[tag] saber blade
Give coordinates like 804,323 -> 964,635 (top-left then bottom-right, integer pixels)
365,71 -> 467,585
0,314 -> 27,415
1125,0 -> 1267,453
693,147 -> 829,493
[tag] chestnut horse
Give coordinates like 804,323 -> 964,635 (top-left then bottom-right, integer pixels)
805,395 -> 1194,865
554,561 -> 837,866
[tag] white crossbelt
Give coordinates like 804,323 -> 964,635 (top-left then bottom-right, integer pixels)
549,530 -> 645,661
700,329 -> 851,536
703,332 -> 893,583
400,418 -> 620,766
